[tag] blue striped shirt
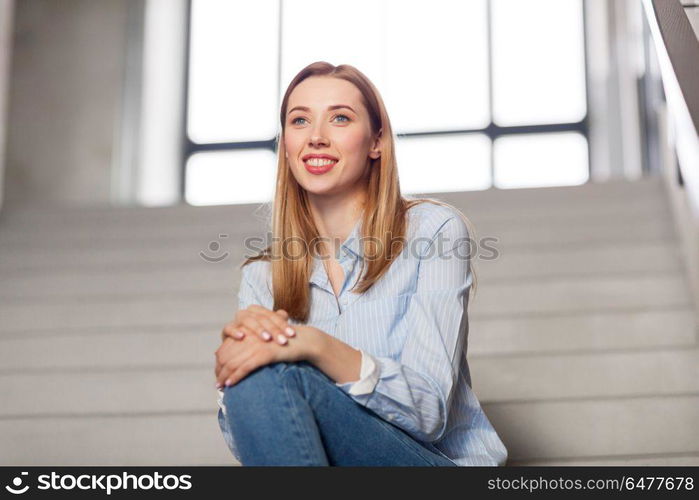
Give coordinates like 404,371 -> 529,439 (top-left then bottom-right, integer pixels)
217,201 -> 508,466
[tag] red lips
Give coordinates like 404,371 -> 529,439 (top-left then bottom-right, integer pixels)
302,153 -> 339,161
302,154 -> 338,175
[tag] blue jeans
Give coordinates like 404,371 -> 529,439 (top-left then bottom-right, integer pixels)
220,360 -> 458,466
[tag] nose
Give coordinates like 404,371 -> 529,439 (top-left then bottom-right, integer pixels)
309,135 -> 328,147
308,122 -> 329,147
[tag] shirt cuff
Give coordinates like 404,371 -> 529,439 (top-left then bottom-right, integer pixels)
335,350 -> 380,396
216,388 -> 226,416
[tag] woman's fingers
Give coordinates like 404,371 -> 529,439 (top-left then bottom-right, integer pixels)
245,305 -> 296,344
215,331 -> 260,386
275,309 -> 297,337
224,351 -> 270,387
217,348 -> 255,387
240,313 -> 274,342
220,322 -> 244,342
218,307 -> 296,346
223,324 -> 255,342
214,338 -> 237,381
226,310 -> 271,342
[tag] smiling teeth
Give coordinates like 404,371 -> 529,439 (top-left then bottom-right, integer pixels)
306,158 -> 337,167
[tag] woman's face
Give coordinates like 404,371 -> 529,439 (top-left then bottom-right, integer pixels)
283,76 -> 380,197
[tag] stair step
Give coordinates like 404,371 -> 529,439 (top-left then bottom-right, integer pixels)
470,308 -> 697,355
0,177 -> 663,228
0,197 -> 669,234
0,324 -> 222,370
474,274 -> 691,316
0,308 -> 695,370
0,367 -> 215,417
0,274 -> 691,333
0,265 -> 241,299
466,198 -> 668,222
487,216 -> 674,249
0,394 -> 695,465
0,208 -> 674,252
478,241 -> 683,281
1,348 -> 697,417
430,176 -> 664,207
0,245 -> 206,273
469,348 -> 699,401
0,413 -> 233,465
0,274 -> 691,332
488,395 -> 699,462
513,453 -> 699,466
0,240 -> 685,298
0,237 -> 683,279
0,294 -> 235,333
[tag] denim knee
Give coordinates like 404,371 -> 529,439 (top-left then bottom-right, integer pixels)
221,362 -> 297,408
289,360 -> 332,383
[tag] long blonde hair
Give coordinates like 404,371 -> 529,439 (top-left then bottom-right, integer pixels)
242,61 -> 478,323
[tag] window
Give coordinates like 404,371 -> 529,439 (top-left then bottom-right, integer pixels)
184,0 -> 589,205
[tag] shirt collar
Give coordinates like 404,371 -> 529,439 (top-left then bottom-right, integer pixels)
309,214 -> 364,287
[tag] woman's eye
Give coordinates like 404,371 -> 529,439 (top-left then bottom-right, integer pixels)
290,114 -> 349,125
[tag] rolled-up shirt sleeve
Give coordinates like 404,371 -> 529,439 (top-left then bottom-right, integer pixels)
335,215 -> 472,443
335,349 -> 380,396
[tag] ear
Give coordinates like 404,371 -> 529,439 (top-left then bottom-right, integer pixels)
369,128 -> 382,159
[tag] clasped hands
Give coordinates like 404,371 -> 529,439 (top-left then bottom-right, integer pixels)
214,305 -> 324,389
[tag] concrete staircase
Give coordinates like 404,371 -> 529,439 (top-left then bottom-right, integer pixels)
0,176 -> 697,465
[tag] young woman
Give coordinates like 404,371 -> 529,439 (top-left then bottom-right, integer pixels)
214,61 -> 508,466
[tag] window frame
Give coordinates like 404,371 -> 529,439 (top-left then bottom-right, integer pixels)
181,0 -> 591,201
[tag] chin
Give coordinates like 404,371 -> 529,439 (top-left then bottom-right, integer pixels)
300,177 -> 346,196
302,184 -> 340,196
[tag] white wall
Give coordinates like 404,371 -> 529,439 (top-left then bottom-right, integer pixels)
3,0 -> 186,209
136,0 -> 186,207
585,0 -> 644,183
4,0 -> 129,208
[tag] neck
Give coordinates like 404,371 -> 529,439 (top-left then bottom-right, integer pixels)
308,190 -> 366,258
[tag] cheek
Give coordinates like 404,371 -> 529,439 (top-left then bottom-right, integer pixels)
283,134 -> 302,157
339,130 -> 371,160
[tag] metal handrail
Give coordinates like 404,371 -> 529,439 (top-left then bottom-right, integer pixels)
642,0 -> 699,215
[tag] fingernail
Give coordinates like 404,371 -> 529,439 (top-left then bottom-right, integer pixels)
234,330 -> 244,339
215,382 -> 222,389
224,379 -> 232,387
261,331 -> 272,341
285,327 -> 296,337
277,334 -> 288,345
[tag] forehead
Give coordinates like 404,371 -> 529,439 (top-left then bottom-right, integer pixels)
287,77 -> 364,112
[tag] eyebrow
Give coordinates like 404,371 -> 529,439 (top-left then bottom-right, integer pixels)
287,104 -> 357,116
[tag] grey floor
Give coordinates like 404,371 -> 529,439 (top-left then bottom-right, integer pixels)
0,176 -> 697,465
